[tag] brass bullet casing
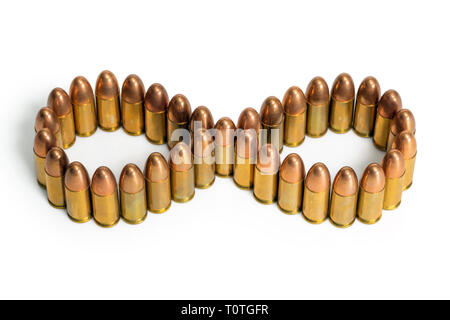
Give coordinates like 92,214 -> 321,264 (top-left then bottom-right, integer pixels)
237,107 -> 261,146
119,164 -> 147,224
144,83 -> 169,144
391,131 -> 417,190
373,90 -> 402,150
253,144 -> 280,204
387,109 -> 416,151
91,166 -> 120,227
214,117 -> 236,177
381,149 -> 405,210
70,76 -> 97,137
121,74 -> 145,135
233,130 -> 258,189
277,153 -> 306,214
189,106 -> 214,133
35,107 -> 63,148
330,73 -> 355,133
330,167 -> 358,228
302,163 -> 331,224
357,163 -> 385,224
45,147 -> 69,209
193,129 -> 215,189
306,77 -> 330,137
64,162 -> 92,223
34,128 -> 57,187
260,97 -> 284,152
353,76 -> 380,137
144,152 -> 171,213
95,70 -> 120,131
167,94 -> 192,149
169,142 -> 195,202
48,88 -> 76,148
282,86 -> 307,147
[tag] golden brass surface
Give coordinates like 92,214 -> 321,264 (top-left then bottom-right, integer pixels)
329,98 -> 354,133
302,187 -> 329,224
403,154 -> 416,190
73,102 -> 97,137
373,113 -> 391,151
253,167 -> 277,204
330,192 -> 357,228
92,192 -> 120,227
215,145 -> 234,177
65,188 -> 92,223
122,101 -> 144,135
97,97 -> 120,131
357,188 -> 384,224
261,123 -> 283,152
120,188 -> 147,224
167,119 -> 188,149
353,102 -> 376,137
194,155 -> 215,189
35,153 -> 46,186
170,167 -> 195,203
46,174 -> 65,208
146,178 -> 171,213
284,112 -> 306,147
59,112 -> 76,148
306,103 -> 328,137
145,109 -> 166,144
383,174 -> 404,210
277,177 -> 303,214
233,154 -> 255,189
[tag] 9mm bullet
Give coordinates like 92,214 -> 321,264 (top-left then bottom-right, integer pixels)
282,86 -> 307,147
34,128 -> 57,187
330,167 -> 358,228
302,163 -> 331,224
64,161 -> 92,223
277,153 -> 305,214
381,149 -> 405,210
192,128 -> 215,189
167,94 -> 192,149
373,90 -> 402,150
35,107 -> 63,148
91,166 -> 120,227
70,76 -> 97,137
329,73 -> 355,133
119,164 -> 147,224
45,147 -> 69,208
95,70 -> 121,131
391,131 -> 417,190
144,152 -> 171,213
214,117 -> 236,177
48,88 -> 76,148
387,109 -> 416,151
353,76 -> 380,137
253,144 -> 280,204
169,142 -> 195,202
306,77 -> 330,137
144,83 -> 169,144
260,97 -> 284,152
121,75 -> 145,135
357,163 -> 385,224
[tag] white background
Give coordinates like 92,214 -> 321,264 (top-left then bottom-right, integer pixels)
0,0 -> 448,299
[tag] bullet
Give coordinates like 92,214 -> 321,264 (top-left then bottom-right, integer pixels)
302,163 -> 330,224
119,164 -> 147,224
64,161 -> 92,223
391,131 -> 417,190
144,152 -> 171,213
70,76 -> 97,137
282,86 -> 307,147
214,117 -> 236,177
381,149 -> 405,210
34,128 -> 57,187
277,153 -> 305,214
91,166 -> 120,227
330,73 -> 355,133
233,130 -> 258,189
35,107 -> 63,148
330,167 -> 358,228
357,163 -> 385,224
260,97 -> 284,152
306,77 -> 330,137
167,94 -> 192,149
144,83 -> 169,144
45,147 -> 69,208
121,74 -> 145,135
48,88 -> 76,148
353,76 -> 381,137
95,70 -> 120,131
253,144 -> 280,204
387,109 -> 416,150
373,90 -> 402,150
193,129 -> 215,188
237,107 -> 261,145
169,142 -> 195,202
189,106 -> 214,133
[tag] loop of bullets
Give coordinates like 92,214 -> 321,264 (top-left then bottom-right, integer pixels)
33,71 -> 416,228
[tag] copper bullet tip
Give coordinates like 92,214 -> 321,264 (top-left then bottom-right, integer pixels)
144,83 -> 169,113
168,94 -> 192,123
121,74 -> 145,104
169,142 -> 193,171
214,117 -> 236,146
331,73 -> 355,102
306,76 -> 330,105
282,86 -> 307,115
34,128 -> 57,157
236,130 -> 258,159
64,161 -> 90,192
360,163 -> 385,193
145,152 -> 169,183
382,149 -> 405,179
95,70 -> 119,100
256,144 -> 280,174
378,90 -> 402,119
44,147 -> 69,177
392,131 -> 417,159
305,162 -> 331,193
333,166 -> 358,196
390,109 -> 416,136
119,163 -> 145,193
48,88 -> 72,116
260,96 -> 284,125
192,128 -> 214,157
190,106 -> 214,131
35,107 -> 60,134
357,76 -> 381,106
279,153 -> 306,183
91,166 -> 117,196
237,107 -> 261,131
70,76 -> 95,105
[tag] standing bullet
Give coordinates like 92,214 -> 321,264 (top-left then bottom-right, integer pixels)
119,164 -> 147,224
70,76 -> 97,137
330,73 -> 355,133
353,76 -> 381,137
35,107 -> 63,148
193,129 -> 215,188
306,77 -> 330,137
34,128 -> 57,187
277,153 -> 305,214
357,163 -> 385,224
167,94 -> 192,149
189,106 -> 214,133
260,97 -> 284,152
144,152 -> 171,213
48,88 -> 76,148
214,117 -> 236,177
233,130 -> 258,189
381,149 -> 405,210
387,109 -> 416,150
253,144 -> 280,204
91,166 -> 120,227
45,147 -> 69,208
144,83 -> 169,144
330,167 -> 358,228
169,142 -> 195,202
121,74 -> 145,135
64,162 -> 92,223
302,163 -> 331,224
373,90 -> 402,150
95,70 -> 120,131
282,86 -> 307,147
391,131 -> 417,190
237,107 -> 261,146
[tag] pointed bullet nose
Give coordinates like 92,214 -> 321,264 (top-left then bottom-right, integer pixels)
145,152 -> 170,182
190,106 -> 214,132
122,74 -> 145,104
119,164 -> 145,194
64,161 -> 90,192
357,76 -> 380,106
144,83 -> 169,113
91,166 -> 117,196
35,107 -> 60,134
331,73 -> 355,102
237,107 -> 261,131
256,144 -> 280,174
391,109 -> 416,136
282,86 -> 306,115
168,94 -> 191,123
360,163 -> 385,193
306,76 -> 330,105
378,90 -> 402,118
48,88 -> 72,116
34,128 -> 57,157
305,162 -> 331,193
45,147 -> 69,177
382,149 -> 405,179
95,70 -> 119,99
279,153 -> 305,183
169,142 -> 193,171
214,117 -> 236,146
260,96 -> 284,125
70,76 -> 95,105
333,166 -> 358,196
392,131 -> 417,159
